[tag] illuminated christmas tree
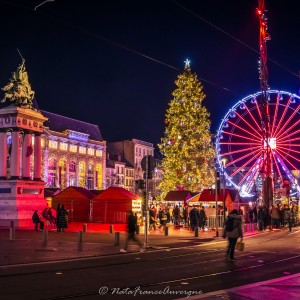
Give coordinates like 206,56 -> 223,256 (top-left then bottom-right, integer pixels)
158,60 -> 215,199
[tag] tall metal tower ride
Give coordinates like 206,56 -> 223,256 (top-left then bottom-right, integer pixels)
257,0 -> 273,211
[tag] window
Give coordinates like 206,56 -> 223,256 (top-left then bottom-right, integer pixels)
59,143 -> 68,151
47,158 -> 57,187
78,161 -> 86,187
88,148 -> 95,155
68,160 -> 76,186
96,150 -> 102,157
49,140 -> 58,149
96,164 -> 102,189
70,145 -> 77,153
79,146 -> 86,154
59,159 -> 67,189
87,164 -> 94,189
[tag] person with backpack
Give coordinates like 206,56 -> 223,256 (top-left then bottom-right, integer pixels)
223,209 -> 243,262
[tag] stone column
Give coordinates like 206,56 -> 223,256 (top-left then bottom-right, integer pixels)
34,134 -> 42,180
10,130 -> 21,179
22,132 -> 32,180
0,131 -> 7,179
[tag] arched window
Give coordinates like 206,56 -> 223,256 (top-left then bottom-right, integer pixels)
95,164 -> 103,189
78,161 -> 86,188
87,163 -> 94,190
48,158 -> 57,187
59,159 -> 67,189
68,160 -> 76,186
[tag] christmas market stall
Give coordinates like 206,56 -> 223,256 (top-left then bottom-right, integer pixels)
197,188 -> 240,216
91,187 -> 141,224
51,186 -> 94,222
164,191 -> 192,208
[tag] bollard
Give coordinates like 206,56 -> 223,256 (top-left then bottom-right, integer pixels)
195,227 -> 199,237
9,221 -> 15,240
164,226 -> 168,236
110,224 -> 114,234
78,231 -> 83,243
136,225 -> 140,235
83,223 -> 87,233
77,231 -> 83,251
254,223 -> 258,230
244,224 -> 248,232
42,230 -> 48,246
114,232 -> 120,245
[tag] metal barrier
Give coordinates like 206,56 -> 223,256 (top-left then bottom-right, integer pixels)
207,216 -> 259,232
207,216 -> 225,229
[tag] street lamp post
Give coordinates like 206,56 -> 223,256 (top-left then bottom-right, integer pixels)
221,158 -> 227,223
215,168 -> 219,237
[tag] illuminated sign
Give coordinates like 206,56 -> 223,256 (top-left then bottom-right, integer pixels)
68,130 -> 89,142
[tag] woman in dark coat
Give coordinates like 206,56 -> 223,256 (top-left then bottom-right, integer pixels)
57,204 -> 68,232
224,209 -> 243,261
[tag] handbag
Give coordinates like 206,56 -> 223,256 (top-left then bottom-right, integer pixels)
235,240 -> 245,251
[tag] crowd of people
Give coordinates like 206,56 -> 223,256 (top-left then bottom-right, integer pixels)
32,203 -> 69,232
144,204 -> 211,232
250,203 -> 298,232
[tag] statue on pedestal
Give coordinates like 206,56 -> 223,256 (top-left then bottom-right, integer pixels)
1,59 -> 35,109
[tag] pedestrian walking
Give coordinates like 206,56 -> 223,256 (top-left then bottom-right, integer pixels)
284,206 -> 294,232
189,205 -> 199,231
249,207 -> 254,223
149,206 -> 157,231
270,204 -> 280,229
120,210 -> 145,253
158,208 -> 168,231
257,206 -> 265,231
199,206 -> 207,231
173,205 -> 180,226
223,209 -> 243,262
183,206 -> 189,227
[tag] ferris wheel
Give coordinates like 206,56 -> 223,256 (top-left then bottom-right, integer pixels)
216,90 -> 300,197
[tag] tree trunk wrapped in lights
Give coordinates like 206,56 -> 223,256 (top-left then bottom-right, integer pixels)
158,60 -> 215,199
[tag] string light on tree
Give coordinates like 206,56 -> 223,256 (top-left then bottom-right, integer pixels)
158,59 -> 215,200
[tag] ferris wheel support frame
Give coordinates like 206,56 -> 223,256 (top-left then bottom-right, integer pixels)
257,0 -> 273,209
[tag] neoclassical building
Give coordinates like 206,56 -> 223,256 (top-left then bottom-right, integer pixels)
40,110 -> 106,190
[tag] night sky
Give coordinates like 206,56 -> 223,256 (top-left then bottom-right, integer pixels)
1,1 -> 300,152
